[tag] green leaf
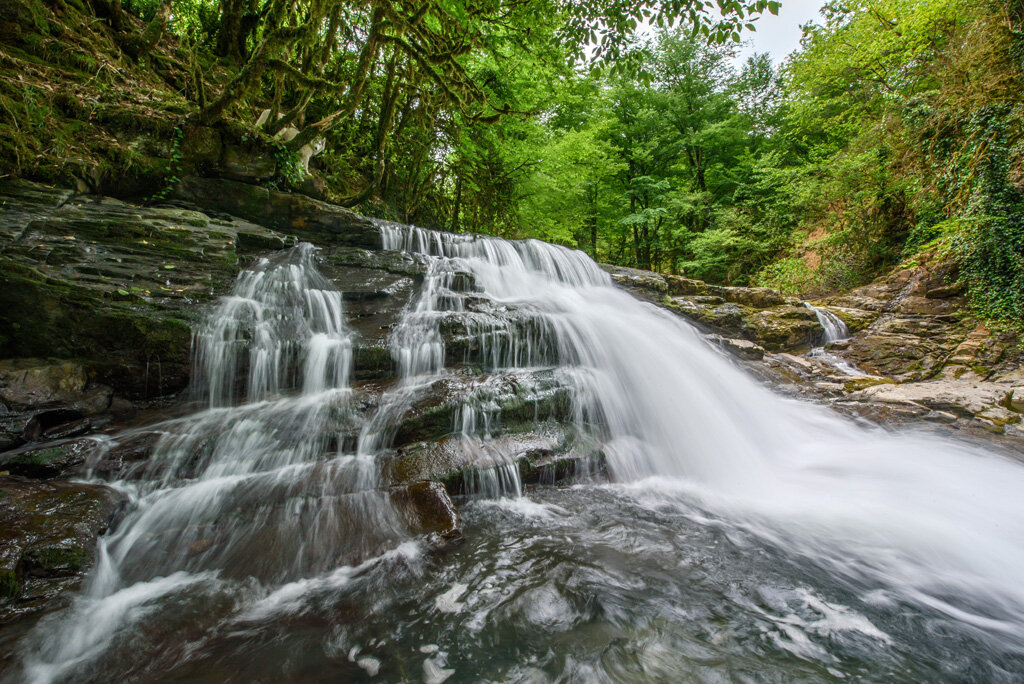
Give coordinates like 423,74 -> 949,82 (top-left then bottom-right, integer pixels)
117,289 -> 129,296
164,264 -> 176,270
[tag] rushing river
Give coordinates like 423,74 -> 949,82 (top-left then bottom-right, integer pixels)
7,225 -> 1024,682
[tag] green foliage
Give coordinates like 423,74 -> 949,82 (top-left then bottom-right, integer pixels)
270,142 -> 304,190
150,126 -> 185,201
754,257 -> 817,295
12,0 -> 1021,328
0,569 -> 20,599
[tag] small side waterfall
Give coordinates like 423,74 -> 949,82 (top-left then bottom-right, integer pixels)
803,302 -> 865,376
803,302 -> 849,345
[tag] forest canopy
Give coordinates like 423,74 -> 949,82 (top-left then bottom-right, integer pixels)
2,0 -> 1023,323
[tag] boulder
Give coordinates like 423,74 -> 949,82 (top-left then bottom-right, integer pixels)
384,428 -> 603,494
603,266 -> 668,299
708,335 -> 766,360
663,275 -> 708,297
740,306 -> 821,351
1008,388 -> 1024,413
171,176 -> 380,248
389,481 -> 461,542
814,305 -> 878,333
847,379 -> 1012,418
218,143 -> 276,183
709,285 -> 787,308
0,476 -> 121,622
0,359 -> 87,408
0,438 -> 98,479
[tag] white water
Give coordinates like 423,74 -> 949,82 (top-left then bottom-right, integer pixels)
13,225 -> 1024,679
804,302 -> 866,376
19,244 -> 407,682
804,302 -> 849,346
380,223 -> 1024,649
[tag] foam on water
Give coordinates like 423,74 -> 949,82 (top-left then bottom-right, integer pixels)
379,222 -> 1024,646
11,223 -> 1024,680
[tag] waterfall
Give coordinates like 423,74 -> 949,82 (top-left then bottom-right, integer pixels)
20,244 -> 407,682
802,302 -> 866,376
378,223 -> 1024,644
803,302 -> 850,346
15,224 -> 1024,679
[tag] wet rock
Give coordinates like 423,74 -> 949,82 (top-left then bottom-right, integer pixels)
774,353 -> 815,372
740,306 -> 821,351
0,438 -> 97,478
663,275 -> 709,297
180,124 -> 223,165
847,380 -> 1012,418
709,285 -> 788,308
1008,388 -> 1024,413
0,180 -> 298,401
603,266 -> 668,298
389,371 -> 572,448
926,282 -> 966,299
704,302 -> 747,329
842,319 -> 964,382
943,324 -> 1003,374
353,346 -> 394,382
171,176 -> 380,248
0,410 -> 24,452
708,335 -> 766,360
842,376 -> 896,392
0,476 -> 121,622
974,406 -> 1021,432
385,427 -> 602,494
390,481 -> 461,541
219,143 -> 276,183
0,359 -> 87,408
519,444 -> 607,486
323,247 -> 430,278
923,410 -> 958,423
21,408 -> 90,442
816,306 -> 878,333
85,430 -> 160,478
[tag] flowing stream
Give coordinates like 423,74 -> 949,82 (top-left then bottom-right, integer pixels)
8,226 -> 1024,682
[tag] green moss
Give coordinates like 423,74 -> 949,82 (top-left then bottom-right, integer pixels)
7,447 -> 64,469
25,545 -> 87,574
0,569 -> 21,599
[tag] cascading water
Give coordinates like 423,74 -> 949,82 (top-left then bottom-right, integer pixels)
9,225 -> 1024,682
15,244 -> 410,682
804,302 -> 850,346
803,302 -> 865,376
378,223 -> 1024,656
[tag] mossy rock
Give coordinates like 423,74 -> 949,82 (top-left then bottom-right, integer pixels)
0,569 -> 21,599
22,544 -> 87,577
843,377 -> 897,392
2,437 -> 95,478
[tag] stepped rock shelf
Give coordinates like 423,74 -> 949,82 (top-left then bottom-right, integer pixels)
0,178 -> 599,628
1,179 -> 1023,675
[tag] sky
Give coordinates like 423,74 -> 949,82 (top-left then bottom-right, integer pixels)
734,0 -> 827,65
